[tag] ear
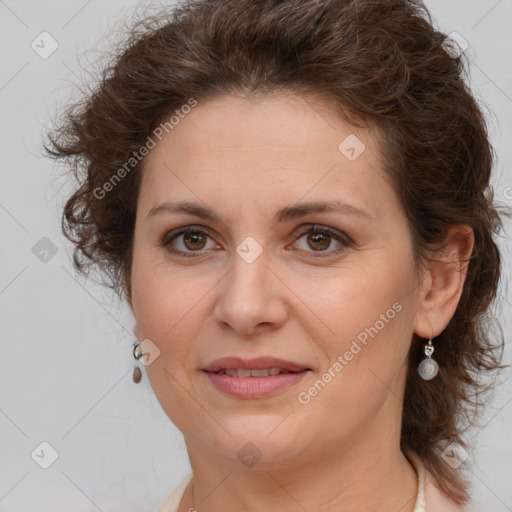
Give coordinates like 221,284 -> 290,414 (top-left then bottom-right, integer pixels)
413,224 -> 474,338
124,279 -> 140,339
131,309 -> 143,341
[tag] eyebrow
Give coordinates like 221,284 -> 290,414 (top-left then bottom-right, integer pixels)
146,200 -> 374,224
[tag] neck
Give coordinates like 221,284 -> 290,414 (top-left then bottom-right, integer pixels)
178,415 -> 418,512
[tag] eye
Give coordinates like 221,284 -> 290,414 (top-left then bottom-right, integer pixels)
289,224 -> 352,257
160,223 -> 352,259
161,226 -> 219,257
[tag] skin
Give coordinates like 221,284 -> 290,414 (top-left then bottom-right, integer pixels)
129,91 -> 474,512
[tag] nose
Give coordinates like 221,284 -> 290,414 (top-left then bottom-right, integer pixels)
213,250 -> 288,337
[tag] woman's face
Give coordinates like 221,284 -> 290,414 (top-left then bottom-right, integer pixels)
130,92 -> 425,469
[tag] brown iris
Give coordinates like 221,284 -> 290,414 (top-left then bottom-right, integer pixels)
183,231 -> 207,250
307,231 -> 331,251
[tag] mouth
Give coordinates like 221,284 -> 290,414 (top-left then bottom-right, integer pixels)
212,367 -> 299,377
202,356 -> 311,374
202,357 -> 311,398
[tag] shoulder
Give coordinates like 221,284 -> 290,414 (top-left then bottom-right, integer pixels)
405,449 -> 467,512
423,467 -> 467,512
155,462 -> 468,512
154,473 -> 193,512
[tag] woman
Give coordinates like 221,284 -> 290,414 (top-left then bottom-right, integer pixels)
46,0 -> 506,510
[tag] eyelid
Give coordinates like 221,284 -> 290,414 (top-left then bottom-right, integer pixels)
161,224 -> 215,245
161,223 -> 353,257
291,223 -> 352,244
160,224 -> 220,256
287,223 -> 353,256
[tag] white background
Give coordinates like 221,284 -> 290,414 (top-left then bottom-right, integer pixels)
0,1 -> 511,511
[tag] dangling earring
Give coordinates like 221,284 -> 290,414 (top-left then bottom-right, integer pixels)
133,340 -> 143,383
418,324 -> 439,380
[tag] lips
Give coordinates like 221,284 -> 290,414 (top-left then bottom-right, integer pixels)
202,356 -> 311,398
202,356 -> 310,374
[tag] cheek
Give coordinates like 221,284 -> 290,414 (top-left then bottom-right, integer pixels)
298,254 -> 416,380
132,275 -> 197,344
130,256 -> 211,428
294,271 -> 414,437
130,251 -> 217,364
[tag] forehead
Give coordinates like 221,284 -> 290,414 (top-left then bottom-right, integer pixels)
139,92 -> 393,219
149,91 -> 378,156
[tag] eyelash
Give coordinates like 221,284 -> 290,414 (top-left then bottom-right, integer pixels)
160,224 -> 353,259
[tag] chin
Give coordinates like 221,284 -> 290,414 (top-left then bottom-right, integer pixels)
197,414 -> 314,467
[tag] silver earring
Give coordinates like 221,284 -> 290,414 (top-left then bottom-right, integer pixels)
133,341 -> 143,383
418,324 -> 439,380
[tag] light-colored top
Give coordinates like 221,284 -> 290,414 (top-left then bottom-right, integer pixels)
155,451 -> 465,512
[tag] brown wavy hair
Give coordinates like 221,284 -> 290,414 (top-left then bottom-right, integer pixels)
45,0 -> 507,505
